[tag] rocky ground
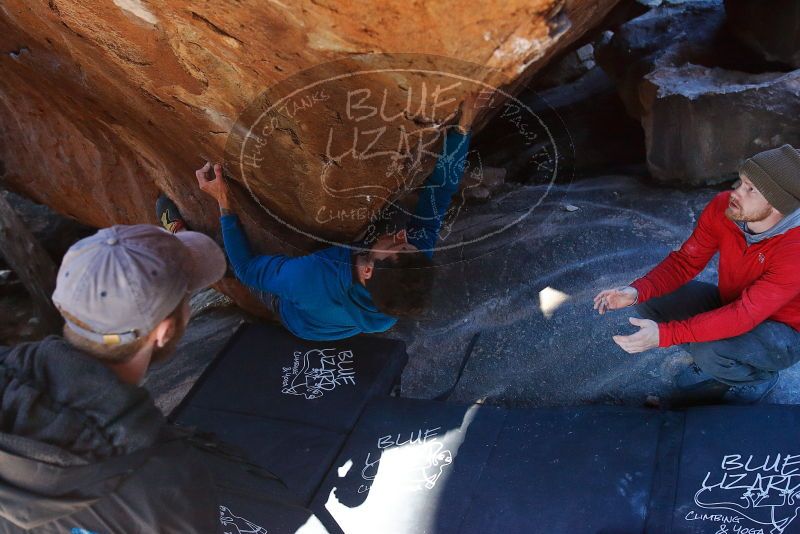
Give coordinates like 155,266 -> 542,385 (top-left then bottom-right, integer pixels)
142,173 -> 800,415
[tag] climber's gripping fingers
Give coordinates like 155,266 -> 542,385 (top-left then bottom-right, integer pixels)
195,162 -> 230,210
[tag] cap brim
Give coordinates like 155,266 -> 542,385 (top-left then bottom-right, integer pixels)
174,231 -> 227,292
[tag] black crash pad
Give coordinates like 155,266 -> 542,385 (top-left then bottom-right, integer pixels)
174,323 -> 408,433
460,407 -> 663,534
201,450 -> 330,533
171,322 -> 800,534
179,407 -> 345,504
313,399 -> 664,534
172,323 -> 408,505
215,492 -> 328,534
311,397 -> 507,534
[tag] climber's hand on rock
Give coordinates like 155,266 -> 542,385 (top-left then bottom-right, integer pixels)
195,162 -> 230,210
593,286 -> 638,315
612,317 -> 659,354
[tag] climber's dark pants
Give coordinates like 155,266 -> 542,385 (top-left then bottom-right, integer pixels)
635,281 -> 800,386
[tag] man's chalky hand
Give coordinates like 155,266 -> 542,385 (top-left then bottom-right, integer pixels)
593,286 -> 638,315
613,317 -> 659,354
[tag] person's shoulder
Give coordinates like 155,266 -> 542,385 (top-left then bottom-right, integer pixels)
293,246 -> 354,293
2,335 -> 117,388
2,336 -> 73,366
32,335 -> 97,361
311,245 -> 352,268
777,227 -> 800,248
761,228 -> 800,270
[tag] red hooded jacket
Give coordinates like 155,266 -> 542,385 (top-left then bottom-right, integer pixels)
631,191 -> 800,347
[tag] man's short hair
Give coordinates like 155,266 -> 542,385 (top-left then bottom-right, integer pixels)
365,252 -> 435,317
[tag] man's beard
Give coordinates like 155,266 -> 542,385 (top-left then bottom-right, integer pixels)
725,201 -> 773,223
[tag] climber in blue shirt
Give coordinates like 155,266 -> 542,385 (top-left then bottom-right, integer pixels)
168,93 -> 481,341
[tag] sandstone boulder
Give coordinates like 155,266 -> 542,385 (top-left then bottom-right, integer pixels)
0,0 -> 618,312
0,0 -> 620,311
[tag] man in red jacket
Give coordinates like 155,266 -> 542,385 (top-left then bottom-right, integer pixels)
594,144 -> 800,404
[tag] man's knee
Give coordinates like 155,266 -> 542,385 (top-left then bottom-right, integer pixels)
689,342 -> 722,370
689,339 -> 775,385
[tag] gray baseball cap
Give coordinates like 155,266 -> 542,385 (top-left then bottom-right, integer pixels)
52,225 -> 227,346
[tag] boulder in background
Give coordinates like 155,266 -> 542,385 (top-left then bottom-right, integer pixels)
597,0 -> 800,185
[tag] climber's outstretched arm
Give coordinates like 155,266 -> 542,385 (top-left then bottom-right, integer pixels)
194,162 -> 312,298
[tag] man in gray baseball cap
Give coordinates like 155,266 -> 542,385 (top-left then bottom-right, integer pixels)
52,224 -> 226,384
0,224 -> 231,531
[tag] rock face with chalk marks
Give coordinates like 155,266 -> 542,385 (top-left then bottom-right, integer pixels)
0,0 -> 619,308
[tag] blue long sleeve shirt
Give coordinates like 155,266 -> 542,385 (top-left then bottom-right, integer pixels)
221,128 -> 471,340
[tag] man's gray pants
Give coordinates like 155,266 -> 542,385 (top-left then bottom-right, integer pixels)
636,281 -> 800,386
